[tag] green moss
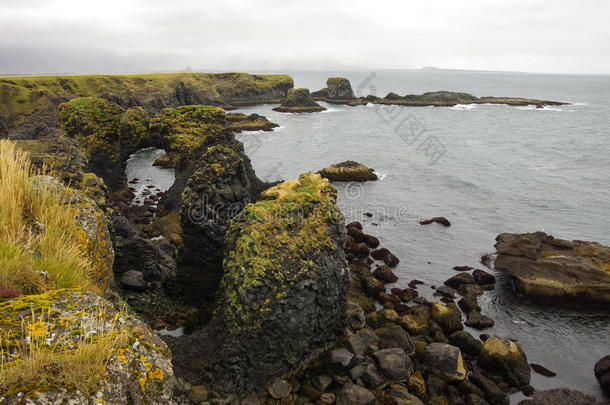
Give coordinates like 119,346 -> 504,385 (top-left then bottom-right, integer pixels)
216,173 -> 341,331
150,105 -> 226,167
0,72 -> 293,129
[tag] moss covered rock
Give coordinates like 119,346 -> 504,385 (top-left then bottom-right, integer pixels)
178,143 -> 265,299
0,289 -> 174,404
167,173 -> 350,394
318,161 -> 378,182
150,105 -> 227,169
57,97 -> 153,190
273,88 -> 326,113
225,112 -> 278,132
326,78 -> 356,100
479,336 -> 530,387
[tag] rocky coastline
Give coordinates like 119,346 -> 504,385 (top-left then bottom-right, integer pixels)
0,71 -> 606,404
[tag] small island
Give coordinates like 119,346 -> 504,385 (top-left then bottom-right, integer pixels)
273,88 -> 326,113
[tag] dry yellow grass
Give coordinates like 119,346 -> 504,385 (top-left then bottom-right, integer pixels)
0,139 -> 97,295
0,304 -> 128,396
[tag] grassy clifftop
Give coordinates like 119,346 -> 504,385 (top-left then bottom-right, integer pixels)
0,72 -> 293,132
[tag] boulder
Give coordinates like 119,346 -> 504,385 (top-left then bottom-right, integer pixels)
449,331 -> 483,357
457,294 -> 480,314
518,388 -> 599,405
494,232 -> 610,303
372,348 -> 413,380
594,354 -> 610,394
469,372 -> 509,405
445,272 -> 476,289
374,265 -> 399,283
473,269 -> 496,285
371,247 -> 400,267
273,88 -> 326,113
0,290 -> 174,404
479,336 -> 530,386
424,343 -> 467,382
120,269 -> 147,292
326,77 -> 356,100
166,173 -> 349,394
464,311 -> 495,330
337,383 -> 376,405
378,325 -> 415,355
430,302 -> 463,334
318,161 -> 378,182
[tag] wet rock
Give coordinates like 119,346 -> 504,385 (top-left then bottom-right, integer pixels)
517,388 -> 599,405
494,232 -> 610,303
594,354 -> 610,394
312,375 -> 333,392
372,348 -> 413,380
479,336 -> 530,386
364,234 -> 380,248
363,276 -> 386,297
268,378 -> 291,399
374,265 -> 399,283
449,331 -> 483,357
530,363 -> 557,377
472,269 -> 496,285
371,248 -> 400,267
466,394 -> 490,405
120,269 -> 147,292
378,325 -> 415,355
320,392 -> 336,404
347,221 -> 363,230
454,266 -> 474,271
408,371 -> 427,397
319,160 -> 377,182
387,387 -> 426,404
457,284 -> 484,296
402,288 -> 419,302
435,285 -> 456,299
430,302 -> 463,334
399,314 -> 428,335
420,217 -> 451,227
240,394 -> 261,405
458,294 -> 481,314
409,279 -> 424,289
464,311 -> 494,330
469,372 -> 509,405
424,343 -> 467,382
445,273 -> 476,289
347,302 -> 366,330
337,383 -> 376,405
188,385 -> 209,402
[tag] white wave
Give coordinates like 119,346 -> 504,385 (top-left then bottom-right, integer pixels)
572,102 -> 588,106
451,104 -> 477,110
376,172 -> 387,180
321,108 -> 340,113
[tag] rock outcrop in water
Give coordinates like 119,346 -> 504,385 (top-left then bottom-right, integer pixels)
225,112 -> 278,132
318,161 -> 378,182
494,232 -> 610,304
167,173 -> 350,394
273,88 -> 326,113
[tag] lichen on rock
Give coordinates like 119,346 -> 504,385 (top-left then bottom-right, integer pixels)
0,289 -> 174,404
167,173 -> 350,394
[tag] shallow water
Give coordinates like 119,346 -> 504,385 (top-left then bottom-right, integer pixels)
125,147 -> 175,206
235,71 -> 610,399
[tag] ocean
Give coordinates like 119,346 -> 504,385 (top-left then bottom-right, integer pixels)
234,70 -> 610,399
126,70 -> 610,400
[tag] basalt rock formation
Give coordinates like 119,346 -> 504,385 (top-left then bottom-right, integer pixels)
167,173 -> 350,394
494,232 -> 610,304
273,88 -> 326,113
0,72 -> 293,136
318,161 -> 378,182
225,112 -> 279,132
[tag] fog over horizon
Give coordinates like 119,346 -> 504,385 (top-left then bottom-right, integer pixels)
1,0 -> 609,76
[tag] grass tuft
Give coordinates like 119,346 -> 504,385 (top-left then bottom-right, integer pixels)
0,139 -> 97,295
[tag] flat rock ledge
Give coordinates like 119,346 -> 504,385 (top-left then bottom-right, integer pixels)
494,232 -> 610,304
318,161 -> 378,182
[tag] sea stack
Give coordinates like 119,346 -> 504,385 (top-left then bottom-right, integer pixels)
273,88 -> 326,113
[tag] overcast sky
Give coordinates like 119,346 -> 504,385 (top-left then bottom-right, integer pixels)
1,0 -> 609,75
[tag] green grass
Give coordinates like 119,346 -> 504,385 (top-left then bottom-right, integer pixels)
0,72 -> 293,129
